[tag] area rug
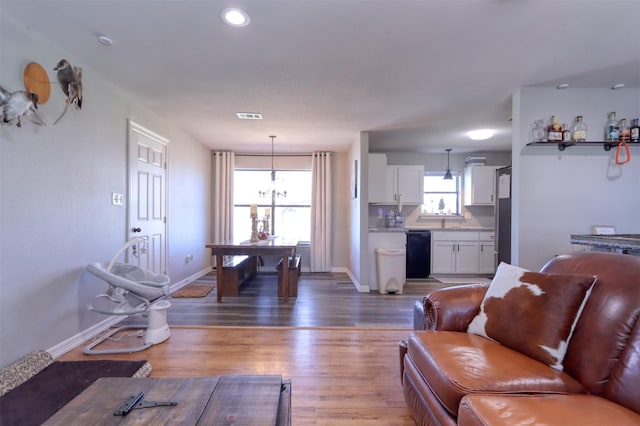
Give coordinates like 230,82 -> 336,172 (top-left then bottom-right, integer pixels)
172,283 -> 215,298
0,359 -> 150,426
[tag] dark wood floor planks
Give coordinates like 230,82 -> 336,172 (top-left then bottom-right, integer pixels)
156,272 -> 452,328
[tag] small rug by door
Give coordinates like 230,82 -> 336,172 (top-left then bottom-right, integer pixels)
172,283 -> 215,298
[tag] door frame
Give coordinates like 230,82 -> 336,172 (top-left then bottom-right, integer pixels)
127,119 -> 170,274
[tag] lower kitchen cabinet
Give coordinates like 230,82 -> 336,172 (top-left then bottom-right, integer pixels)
431,231 -> 495,274
478,232 -> 496,274
432,239 -> 479,274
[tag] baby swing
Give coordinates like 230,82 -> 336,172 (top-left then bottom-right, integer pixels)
84,237 -> 171,355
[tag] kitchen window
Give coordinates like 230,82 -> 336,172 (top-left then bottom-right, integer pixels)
422,172 -> 461,215
233,169 -> 311,242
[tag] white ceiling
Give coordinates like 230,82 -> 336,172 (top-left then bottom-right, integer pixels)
2,0 -> 639,154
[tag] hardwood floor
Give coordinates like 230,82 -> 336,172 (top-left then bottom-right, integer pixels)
153,271 -> 451,328
61,327 -> 415,425
60,272 -> 470,424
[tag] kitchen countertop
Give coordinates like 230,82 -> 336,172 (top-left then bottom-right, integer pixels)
369,227 -> 494,233
570,234 -> 640,252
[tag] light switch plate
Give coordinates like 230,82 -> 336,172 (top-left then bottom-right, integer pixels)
111,193 -> 124,206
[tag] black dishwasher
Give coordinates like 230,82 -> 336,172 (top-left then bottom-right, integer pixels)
406,231 -> 431,279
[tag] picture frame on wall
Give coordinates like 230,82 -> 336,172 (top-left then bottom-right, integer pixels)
352,159 -> 358,199
592,225 -> 616,235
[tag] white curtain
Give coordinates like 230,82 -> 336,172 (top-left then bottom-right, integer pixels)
310,152 -> 332,272
212,151 -> 235,243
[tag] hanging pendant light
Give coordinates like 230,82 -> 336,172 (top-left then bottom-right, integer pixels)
269,135 -> 276,194
443,148 -> 453,180
258,135 -> 287,198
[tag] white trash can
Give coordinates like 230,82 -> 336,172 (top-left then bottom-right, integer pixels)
375,248 -> 406,294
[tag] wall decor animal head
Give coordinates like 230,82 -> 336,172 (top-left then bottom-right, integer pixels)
0,85 -> 45,127
53,59 -> 83,124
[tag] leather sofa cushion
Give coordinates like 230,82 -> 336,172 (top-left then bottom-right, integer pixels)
467,262 -> 596,370
604,318 -> 640,414
540,252 -> 640,397
406,331 -> 585,416
458,394 -> 640,426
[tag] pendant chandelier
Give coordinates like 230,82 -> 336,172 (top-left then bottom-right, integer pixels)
258,135 -> 287,199
443,148 -> 453,180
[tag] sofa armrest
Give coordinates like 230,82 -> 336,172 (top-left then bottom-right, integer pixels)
413,283 -> 489,331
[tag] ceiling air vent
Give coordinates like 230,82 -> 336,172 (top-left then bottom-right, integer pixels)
236,112 -> 263,120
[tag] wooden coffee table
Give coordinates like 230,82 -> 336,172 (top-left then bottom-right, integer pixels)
44,375 -> 291,425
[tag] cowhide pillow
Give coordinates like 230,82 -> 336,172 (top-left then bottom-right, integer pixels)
467,262 -> 596,370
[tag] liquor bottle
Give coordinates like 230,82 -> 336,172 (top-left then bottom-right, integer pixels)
631,118 -> 640,142
562,123 -> 571,142
547,115 -> 563,142
619,118 -> 630,142
571,116 -> 587,142
605,111 -> 620,142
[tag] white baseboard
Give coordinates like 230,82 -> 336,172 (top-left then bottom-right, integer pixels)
47,267 -> 212,359
47,315 -> 124,359
169,267 -> 212,293
332,267 -> 369,293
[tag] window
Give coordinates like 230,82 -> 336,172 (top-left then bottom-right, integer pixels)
422,172 -> 461,215
233,169 -> 311,242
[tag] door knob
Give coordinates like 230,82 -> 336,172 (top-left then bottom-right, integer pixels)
132,227 -> 142,233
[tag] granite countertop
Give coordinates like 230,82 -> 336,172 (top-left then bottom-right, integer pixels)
369,227 -> 494,233
407,226 -> 494,232
368,227 -> 408,233
570,234 -> 640,251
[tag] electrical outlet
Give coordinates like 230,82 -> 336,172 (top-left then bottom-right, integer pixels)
111,192 -> 124,206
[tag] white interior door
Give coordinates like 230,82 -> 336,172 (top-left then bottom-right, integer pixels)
128,120 -> 169,275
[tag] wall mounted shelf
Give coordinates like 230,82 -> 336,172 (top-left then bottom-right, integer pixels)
526,141 -> 640,152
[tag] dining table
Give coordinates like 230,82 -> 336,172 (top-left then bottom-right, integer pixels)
206,236 -> 299,303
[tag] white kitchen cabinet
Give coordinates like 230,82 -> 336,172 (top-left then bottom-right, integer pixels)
478,232 -> 496,274
463,166 -> 499,206
368,154 -> 424,204
381,165 -> 425,204
431,231 -> 480,274
394,166 -> 424,204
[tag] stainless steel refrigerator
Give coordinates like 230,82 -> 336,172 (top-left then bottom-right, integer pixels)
495,166 -> 512,267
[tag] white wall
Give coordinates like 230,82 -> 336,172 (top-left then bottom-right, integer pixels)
348,133 -> 367,290
512,87 -> 640,270
0,13 -> 211,366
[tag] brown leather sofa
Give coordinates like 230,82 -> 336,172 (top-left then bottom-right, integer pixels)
399,252 -> 640,425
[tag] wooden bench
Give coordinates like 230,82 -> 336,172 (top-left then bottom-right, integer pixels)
276,255 -> 301,298
220,255 -> 256,296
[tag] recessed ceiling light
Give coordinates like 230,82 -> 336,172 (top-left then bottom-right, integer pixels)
556,83 -> 569,89
221,8 -> 250,27
611,83 -> 625,90
236,112 -> 262,120
98,35 -> 113,46
467,129 -> 495,140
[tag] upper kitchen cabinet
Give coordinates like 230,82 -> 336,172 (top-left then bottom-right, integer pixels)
390,165 -> 424,204
463,165 -> 499,206
368,154 -> 424,204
